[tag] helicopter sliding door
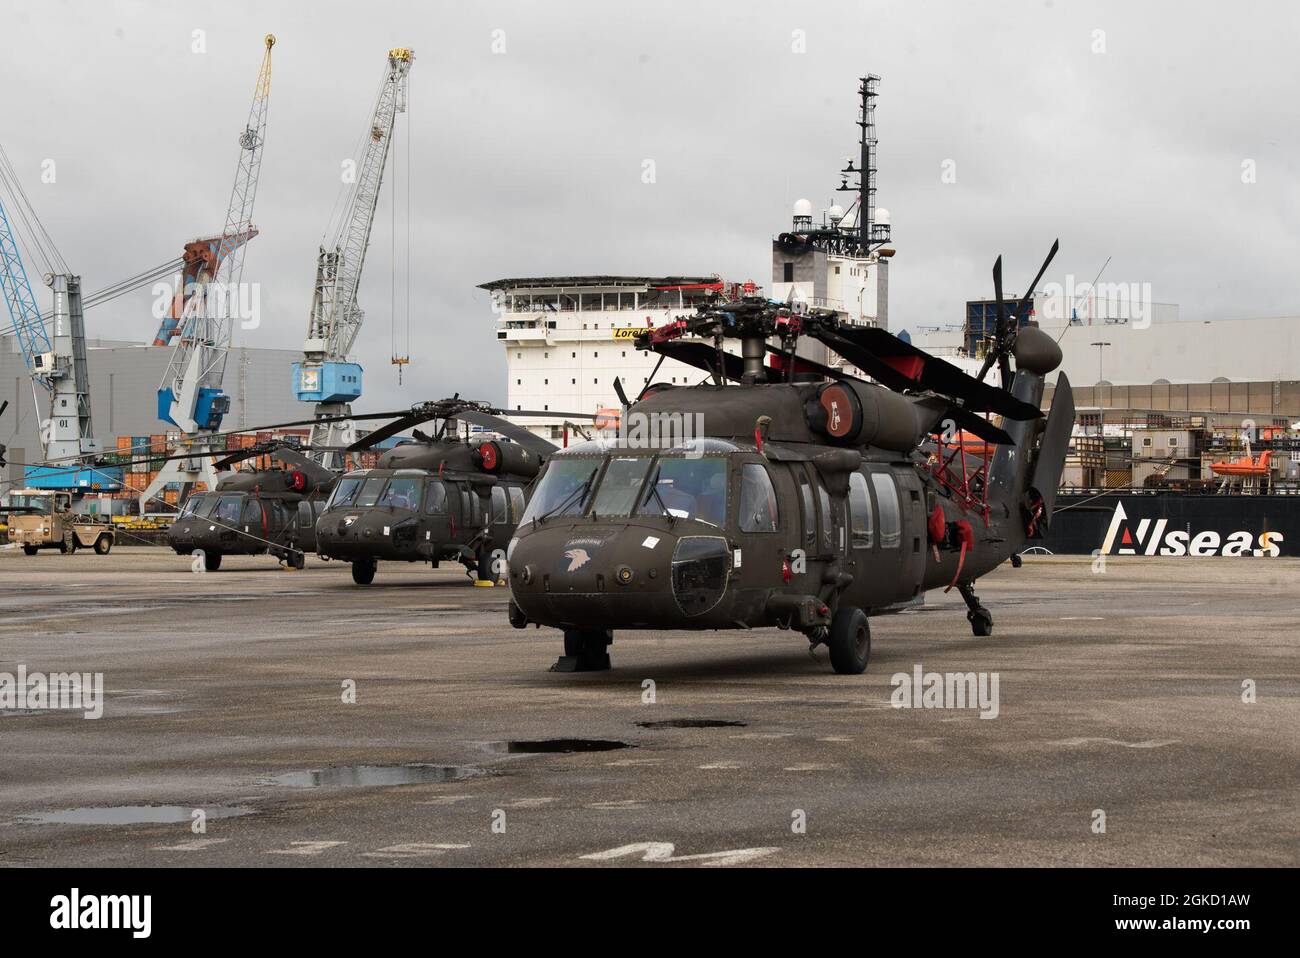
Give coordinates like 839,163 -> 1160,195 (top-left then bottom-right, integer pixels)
731,460 -> 785,619
788,462 -> 840,598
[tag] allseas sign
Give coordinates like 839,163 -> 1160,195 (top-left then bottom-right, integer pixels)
1099,502 -> 1284,557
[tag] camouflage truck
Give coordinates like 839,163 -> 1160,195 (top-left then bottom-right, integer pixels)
5,489 -> 114,556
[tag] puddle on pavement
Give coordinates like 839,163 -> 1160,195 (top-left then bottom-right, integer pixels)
265,764 -> 486,788
19,805 -> 254,826
636,719 -> 748,729
487,739 -> 631,754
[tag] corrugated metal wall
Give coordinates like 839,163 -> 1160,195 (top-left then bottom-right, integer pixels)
3,337 -> 305,482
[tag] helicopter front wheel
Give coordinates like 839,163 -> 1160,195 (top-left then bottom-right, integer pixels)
351,558 -> 377,585
553,628 -> 612,673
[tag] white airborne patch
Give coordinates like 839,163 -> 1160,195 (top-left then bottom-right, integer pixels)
383,526 -> 390,537
733,549 -> 742,568
641,536 -> 660,549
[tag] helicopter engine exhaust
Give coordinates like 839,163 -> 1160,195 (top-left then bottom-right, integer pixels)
808,380 -> 926,453
476,440 -> 540,479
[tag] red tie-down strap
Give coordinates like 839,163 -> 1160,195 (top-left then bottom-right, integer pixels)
927,503 -> 946,561
943,520 -> 975,593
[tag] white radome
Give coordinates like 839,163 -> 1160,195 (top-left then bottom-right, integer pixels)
827,204 -> 845,221
792,198 -> 813,217
876,207 -> 891,225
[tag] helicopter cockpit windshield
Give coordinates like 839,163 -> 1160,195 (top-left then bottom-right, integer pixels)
521,440 -> 737,528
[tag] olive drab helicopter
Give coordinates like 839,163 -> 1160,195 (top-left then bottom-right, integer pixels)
167,443 -> 340,570
506,241 -> 1075,674
315,398 -> 594,585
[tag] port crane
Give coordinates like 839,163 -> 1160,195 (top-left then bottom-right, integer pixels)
295,47 -> 414,469
141,34 -> 274,510
0,150 -> 120,491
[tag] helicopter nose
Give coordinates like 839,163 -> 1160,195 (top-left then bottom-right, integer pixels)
508,524 -> 693,628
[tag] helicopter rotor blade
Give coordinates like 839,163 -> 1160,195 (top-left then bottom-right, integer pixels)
612,376 -> 630,410
808,324 -> 1042,420
454,409 -> 560,458
649,340 -> 746,383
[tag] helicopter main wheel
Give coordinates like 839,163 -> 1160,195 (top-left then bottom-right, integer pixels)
827,606 -> 872,675
22,545 -> 38,556
968,607 -> 994,637
204,551 -> 223,572
288,550 -> 306,571
352,559 -> 377,585
554,628 -> 612,672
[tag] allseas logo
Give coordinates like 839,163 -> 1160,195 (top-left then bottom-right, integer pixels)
1100,502 -> 1284,557
50,888 -> 151,938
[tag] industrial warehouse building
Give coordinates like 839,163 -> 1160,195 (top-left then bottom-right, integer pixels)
2,335 -> 303,488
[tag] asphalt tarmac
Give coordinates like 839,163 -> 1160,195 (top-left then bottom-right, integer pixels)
1,547 -> 1296,867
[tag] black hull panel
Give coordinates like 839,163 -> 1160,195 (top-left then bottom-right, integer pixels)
1036,493 -> 1299,557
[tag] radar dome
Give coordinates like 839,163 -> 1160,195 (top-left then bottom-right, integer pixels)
792,198 -> 813,218
827,204 -> 845,222
875,207 -> 891,225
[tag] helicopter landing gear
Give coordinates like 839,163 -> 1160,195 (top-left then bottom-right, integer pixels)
352,558 -> 376,585
553,628 -> 612,673
957,581 -> 993,637
826,606 -> 871,675
286,549 -> 306,571
472,545 -> 497,587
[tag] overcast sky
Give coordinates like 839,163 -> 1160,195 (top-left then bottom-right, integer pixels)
4,0 -> 1298,413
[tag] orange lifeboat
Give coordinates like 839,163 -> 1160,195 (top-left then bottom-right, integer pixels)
1210,450 -> 1271,477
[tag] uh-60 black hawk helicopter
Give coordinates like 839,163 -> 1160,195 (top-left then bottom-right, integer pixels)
167,443 -> 339,571
315,398 -> 593,585
506,242 -> 1075,674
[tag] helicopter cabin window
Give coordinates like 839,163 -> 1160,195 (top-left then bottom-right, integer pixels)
592,457 -> 652,518
328,476 -> 364,510
215,496 -> 242,525
815,478 -> 835,552
635,457 -> 726,527
378,476 -> 422,511
738,463 -> 779,533
870,472 -> 901,549
297,501 -> 314,529
354,476 -> 388,508
240,499 -> 264,527
460,488 -> 481,527
507,486 -> 525,521
424,480 -> 448,515
848,471 -> 874,548
795,468 -> 816,549
518,459 -> 600,523
491,485 -> 509,523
